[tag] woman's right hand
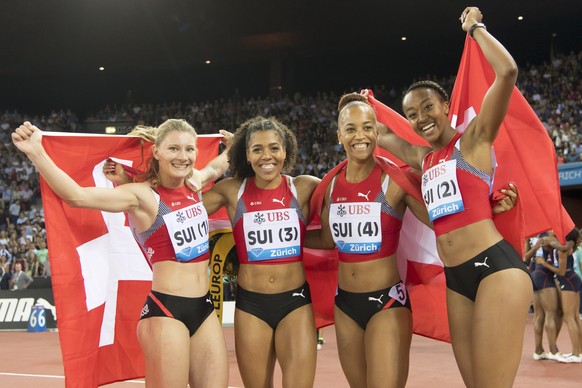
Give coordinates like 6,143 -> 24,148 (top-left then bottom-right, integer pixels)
103,159 -> 132,185
12,121 -> 43,156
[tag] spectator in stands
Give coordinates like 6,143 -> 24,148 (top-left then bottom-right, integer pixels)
28,251 -> 44,277
0,208 -> 8,232
34,239 -> 48,268
10,262 -> 33,290
0,244 -> 12,264
8,199 -> 20,225
0,260 -> 11,290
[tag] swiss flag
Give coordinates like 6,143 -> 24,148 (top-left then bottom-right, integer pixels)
40,132 -> 222,387
361,97 -> 448,342
449,36 -> 574,246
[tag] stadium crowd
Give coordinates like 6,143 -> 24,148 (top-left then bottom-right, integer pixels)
0,50 -> 580,287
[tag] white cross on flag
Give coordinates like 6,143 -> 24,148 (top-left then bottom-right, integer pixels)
40,132 -> 221,387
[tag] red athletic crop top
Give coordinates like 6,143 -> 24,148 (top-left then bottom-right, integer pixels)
328,163 -> 403,263
131,185 -> 210,265
422,132 -> 493,237
232,176 -> 306,265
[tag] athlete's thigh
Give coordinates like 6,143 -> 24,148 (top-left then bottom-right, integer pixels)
137,317 -> 190,388
334,306 -> 367,387
275,304 -> 317,387
446,288 -> 475,387
365,307 -> 412,388
538,287 -> 560,313
532,292 -> 544,318
234,308 -> 277,387
559,290 -> 580,318
472,269 -> 532,385
189,311 -> 228,388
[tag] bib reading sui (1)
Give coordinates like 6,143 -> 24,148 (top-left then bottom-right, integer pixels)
163,202 -> 209,261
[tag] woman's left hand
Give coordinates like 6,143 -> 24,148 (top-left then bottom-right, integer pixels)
492,183 -> 518,215
459,7 -> 483,32
219,129 -> 234,148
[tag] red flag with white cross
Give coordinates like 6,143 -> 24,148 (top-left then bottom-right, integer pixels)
40,132 -> 221,387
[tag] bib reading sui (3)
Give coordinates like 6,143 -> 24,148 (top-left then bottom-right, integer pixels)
243,208 -> 300,261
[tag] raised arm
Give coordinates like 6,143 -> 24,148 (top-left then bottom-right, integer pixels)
524,239 -> 543,264
197,130 -> 233,189
377,123 -> 430,170
12,122 -> 144,214
460,7 -> 518,144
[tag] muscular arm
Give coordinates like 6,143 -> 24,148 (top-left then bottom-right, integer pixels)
12,122 -> 143,214
460,7 -> 518,146
292,175 -> 321,220
377,123 -> 430,170
197,130 -> 233,188
524,239 -> 542,263
304,185 -> 335,250
202,178 -> 235,217
403,193 -> 432,228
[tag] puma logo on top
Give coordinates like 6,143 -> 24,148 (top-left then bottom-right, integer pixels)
292,289 -> 306,298
272,197 -> 285,206
357,191 -> 371,201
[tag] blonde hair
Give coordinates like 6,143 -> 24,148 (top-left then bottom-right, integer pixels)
130,119 -> 198,190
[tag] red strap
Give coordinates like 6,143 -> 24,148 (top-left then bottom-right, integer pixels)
308,157 -> 423,224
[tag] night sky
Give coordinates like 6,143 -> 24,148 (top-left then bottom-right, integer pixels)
1,0 -> 580,116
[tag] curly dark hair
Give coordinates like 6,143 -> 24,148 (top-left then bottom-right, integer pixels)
227,116 -> 298,178
565,227 -> 580,251
405,80 -> 450,102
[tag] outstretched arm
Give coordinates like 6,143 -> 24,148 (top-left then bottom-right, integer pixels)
197,130 -> 233,188
460,7 -> 518,144
12,122 -> 142,213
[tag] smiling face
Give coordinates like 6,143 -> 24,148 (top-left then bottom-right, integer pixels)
246,129 -> 286,187
402,88 -> 451,146
337,103 -> 378,161
153,130 -> 198,187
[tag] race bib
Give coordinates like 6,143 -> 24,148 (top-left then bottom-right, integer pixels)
329,202 -> 382,254
422,160 -> 464,222
243,209 -> 300,261
163,202 -> 209,261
